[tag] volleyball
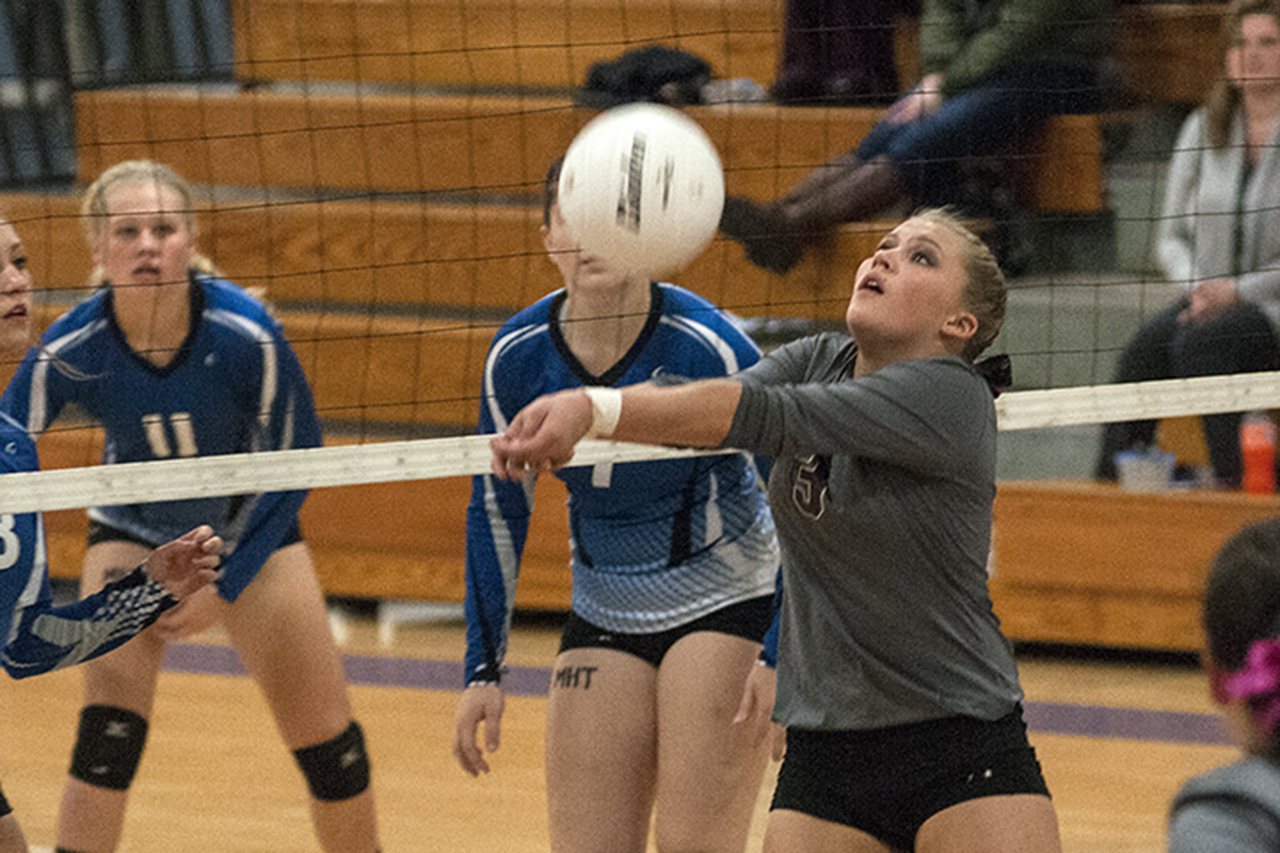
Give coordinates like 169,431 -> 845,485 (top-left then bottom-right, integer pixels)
557,103 -> 725,278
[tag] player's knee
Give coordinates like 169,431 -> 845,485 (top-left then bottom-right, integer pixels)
292,720 -> 371,802
68,704 -> 149,791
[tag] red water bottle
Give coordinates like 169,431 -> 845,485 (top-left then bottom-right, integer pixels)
1240,412 -> 1276,494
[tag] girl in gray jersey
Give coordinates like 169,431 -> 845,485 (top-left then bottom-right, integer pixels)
490,209 -> 1061,851
1168,519 -> 1280,852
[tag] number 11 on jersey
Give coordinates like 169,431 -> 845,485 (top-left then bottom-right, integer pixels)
142,412 -> 199,458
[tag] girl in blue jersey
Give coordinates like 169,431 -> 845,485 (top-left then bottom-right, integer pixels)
1,162 -> 379,853
491,211 -> 1061,852
0,214 -> 222,852
451,159 -> 782,852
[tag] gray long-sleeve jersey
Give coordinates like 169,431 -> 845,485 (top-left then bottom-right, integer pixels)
724,333 -> 1022,730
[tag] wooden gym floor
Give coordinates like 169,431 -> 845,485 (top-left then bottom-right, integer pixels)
0,603 -> 1230,852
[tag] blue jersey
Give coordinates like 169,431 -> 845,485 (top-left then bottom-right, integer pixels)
464,282 -> 780,683
1,274 -> 321,601
0,412 -> 177,678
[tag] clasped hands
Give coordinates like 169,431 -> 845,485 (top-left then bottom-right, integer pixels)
1180,277 -> 1239,324
490,389 -> 594,481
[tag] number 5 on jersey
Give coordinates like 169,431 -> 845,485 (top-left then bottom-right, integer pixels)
142,412 -> 199,458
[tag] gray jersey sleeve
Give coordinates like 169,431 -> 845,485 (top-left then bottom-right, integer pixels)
727,356 -> 992,479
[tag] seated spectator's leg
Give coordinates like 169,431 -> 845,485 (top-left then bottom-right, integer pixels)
722,67 -> 1097,274
1096,300 -> 1185,479
721,153 -> 905,274
884,68 -> 1097,207
1173,302 -> 1280,486
771,113 -> 904,209
720,99 -> 903,243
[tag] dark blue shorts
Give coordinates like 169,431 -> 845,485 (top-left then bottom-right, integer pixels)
772,705 -> 1050,851
87,519 -> 303,550
87,519 -> 303,601
558,594 -> 774,668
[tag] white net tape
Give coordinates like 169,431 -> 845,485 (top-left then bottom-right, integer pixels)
5,371 -> 1280,514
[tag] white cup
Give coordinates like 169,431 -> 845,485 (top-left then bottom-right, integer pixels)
1114,450 -> 1176,492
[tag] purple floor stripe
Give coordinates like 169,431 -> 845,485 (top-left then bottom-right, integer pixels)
161,643 -> 1229,746
1023,701 -> 1230,745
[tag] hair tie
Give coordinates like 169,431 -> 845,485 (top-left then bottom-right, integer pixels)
975,354 -> 1012,399
1223,636 -> 1280,735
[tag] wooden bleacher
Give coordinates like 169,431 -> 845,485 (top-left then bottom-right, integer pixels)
1115,3 -> 1226,106
230,0 -> 1226,107
73,88 -> 1104,215
991,481 -> 1280,652
63,82 -> 1101,330
232,0 -> 786,91
3,191 -> 887,325
4,0 -> 1248,652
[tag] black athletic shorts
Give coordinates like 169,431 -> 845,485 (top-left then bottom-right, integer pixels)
558,594 -> 774,668
87,519 -> 303,550
772,705 -> 1050,851
0,782 -> 10,817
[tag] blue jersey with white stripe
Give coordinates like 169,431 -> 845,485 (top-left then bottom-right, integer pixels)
1,274 -> 321,601
464,282 -> 780,683
0,412 -> 177,678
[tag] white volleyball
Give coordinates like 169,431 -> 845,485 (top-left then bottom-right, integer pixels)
557,103 -> 725,278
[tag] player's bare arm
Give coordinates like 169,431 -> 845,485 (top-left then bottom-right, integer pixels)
491,379 -> 743,479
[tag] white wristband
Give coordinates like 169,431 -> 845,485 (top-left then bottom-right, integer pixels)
584,387 -> 623,438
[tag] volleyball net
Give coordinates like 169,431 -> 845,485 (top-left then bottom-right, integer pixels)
5,369 -> 1280,515
1,1 -> 1270,521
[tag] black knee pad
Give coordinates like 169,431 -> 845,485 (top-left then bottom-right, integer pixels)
0,781 -> 11,817
293,720 -> 371,802
68,704 -> 149,791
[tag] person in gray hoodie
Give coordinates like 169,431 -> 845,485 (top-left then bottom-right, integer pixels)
1168,517 -> 1280,852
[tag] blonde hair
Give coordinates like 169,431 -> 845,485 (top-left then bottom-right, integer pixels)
80,159 -> 221,286
1206,0 -> 1280,149
908,207 -> 1006,362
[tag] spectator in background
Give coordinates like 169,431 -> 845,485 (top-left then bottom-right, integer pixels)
1168,518 -> 1280,851
771,0 -> 920,106
721,0 -> 1107,275
1097,0 -> 1280,488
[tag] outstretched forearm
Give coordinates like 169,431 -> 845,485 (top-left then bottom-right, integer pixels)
609,379 -> 743,448
492,378 -> 745,479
